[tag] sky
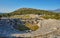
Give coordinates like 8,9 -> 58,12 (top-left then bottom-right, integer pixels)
0,0 -> 60,13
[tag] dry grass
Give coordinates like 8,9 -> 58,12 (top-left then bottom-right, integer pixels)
25,23 -> 39,31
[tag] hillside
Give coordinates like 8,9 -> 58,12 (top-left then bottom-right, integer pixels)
53,9 -> 60,12
0,8 -> 60,19
0,8 -> 59,15
10,8 -> 57,15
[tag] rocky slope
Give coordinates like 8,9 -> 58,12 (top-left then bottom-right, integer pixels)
0,18 -> 26,37
0,18 -> 60,38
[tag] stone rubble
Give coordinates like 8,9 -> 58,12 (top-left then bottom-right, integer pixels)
0,18 -> 60,38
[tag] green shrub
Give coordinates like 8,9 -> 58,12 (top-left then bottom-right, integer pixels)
25,23 -> 39,31
17,24 -> 30,31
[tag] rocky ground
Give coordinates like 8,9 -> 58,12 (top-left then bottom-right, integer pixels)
0,19 -> 27,37
0,18 -> 60,38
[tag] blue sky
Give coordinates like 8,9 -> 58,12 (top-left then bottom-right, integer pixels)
0,0 -> 60,13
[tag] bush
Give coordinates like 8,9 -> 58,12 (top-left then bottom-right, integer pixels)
16,24 -> 30,31
25,23 -> 39,31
